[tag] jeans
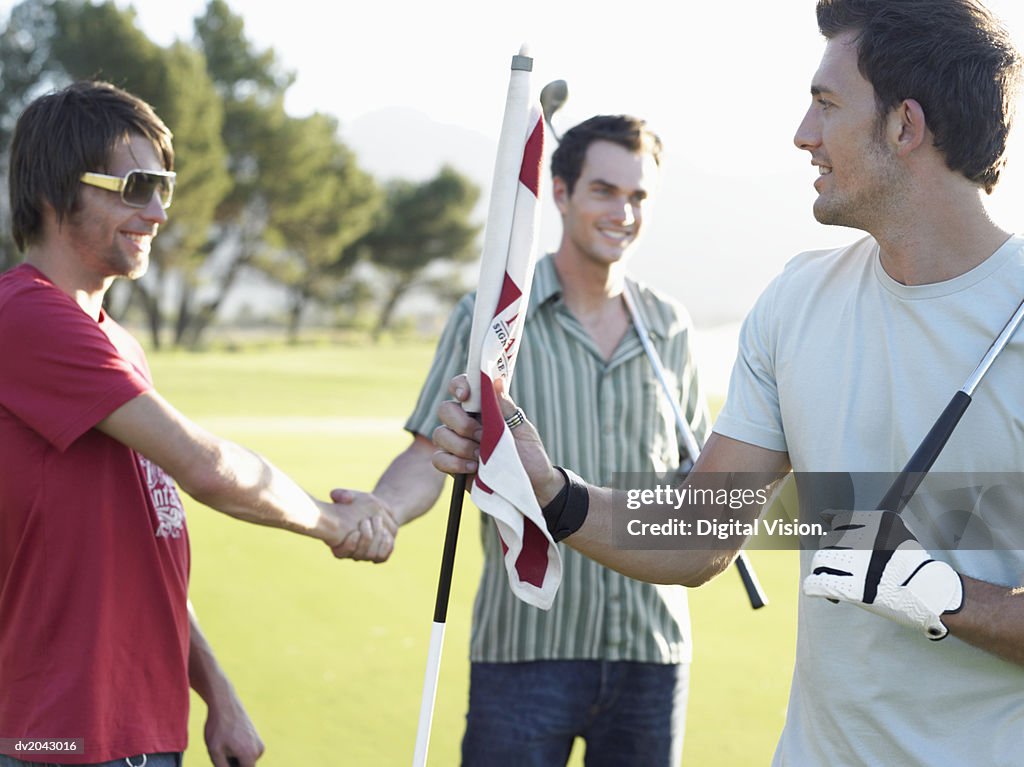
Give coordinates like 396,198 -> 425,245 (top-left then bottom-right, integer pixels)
0,753 -> 181,767
461,660 -> 689,767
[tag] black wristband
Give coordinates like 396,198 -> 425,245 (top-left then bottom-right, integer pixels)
541,466 -> 590,542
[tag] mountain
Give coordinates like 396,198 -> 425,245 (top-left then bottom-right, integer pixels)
344,106 -> 497,186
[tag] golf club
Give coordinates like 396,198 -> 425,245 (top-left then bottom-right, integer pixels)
624,283 -> 769,609
539,79 -> 568,141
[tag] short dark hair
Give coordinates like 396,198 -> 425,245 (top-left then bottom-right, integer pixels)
550,115 -> 662,195
8,80 -> 174,251
816,0 -> 1022,193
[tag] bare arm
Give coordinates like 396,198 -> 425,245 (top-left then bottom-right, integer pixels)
935,578 -> 1024,665
431,376 -> 790,586
566,433 -> 790,586
97,391 -> 395,559
328,434 -> 446,558
188,605 -> 264,767
371,434 -> 447,526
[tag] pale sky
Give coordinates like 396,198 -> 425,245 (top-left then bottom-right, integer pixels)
3,0 -> 1024,385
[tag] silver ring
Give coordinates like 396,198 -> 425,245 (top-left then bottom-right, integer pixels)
124,756 -> 147,767
504,407 -> 526,430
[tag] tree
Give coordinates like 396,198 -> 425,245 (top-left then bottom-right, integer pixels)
0,0 -> 62,272
178,0 -> 290,347
252,111 -> 380,342
188,0 -> 382,346
347,165 -> 481,339
0,0 -> 230,346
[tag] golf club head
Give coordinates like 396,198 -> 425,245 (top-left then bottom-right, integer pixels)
539,79 -> 568,142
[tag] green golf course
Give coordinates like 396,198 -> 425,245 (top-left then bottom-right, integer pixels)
148,341 -> 798,766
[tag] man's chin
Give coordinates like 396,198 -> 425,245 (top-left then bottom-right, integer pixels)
812,198 -> 848,228
811,197 -> 832,225
812,204 -> 867,232
123,254 -> 150,281
591,245 -> 635,266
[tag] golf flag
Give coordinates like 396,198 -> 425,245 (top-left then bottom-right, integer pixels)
464,47 -> 561,611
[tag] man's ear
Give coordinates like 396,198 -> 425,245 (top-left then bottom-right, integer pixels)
552,175 -> 570,214
892,98 -> 928,157
38,197 -> 61,237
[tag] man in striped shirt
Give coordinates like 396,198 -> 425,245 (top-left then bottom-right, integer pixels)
369,115 -> 709,766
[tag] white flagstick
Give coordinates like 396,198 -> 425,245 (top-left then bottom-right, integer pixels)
412,46 -> 537,767
623,283 -> 768,609
463,45 -> 535,414
411,617 -> 447,766
412,466 -> 466,766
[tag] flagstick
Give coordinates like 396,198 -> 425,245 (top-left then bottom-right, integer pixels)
412,472 -> 468,767
412,46 -> 537,767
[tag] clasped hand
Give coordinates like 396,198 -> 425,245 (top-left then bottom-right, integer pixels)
324,489 -> 397,562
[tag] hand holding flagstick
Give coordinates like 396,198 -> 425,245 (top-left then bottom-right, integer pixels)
438,375 -> 566,506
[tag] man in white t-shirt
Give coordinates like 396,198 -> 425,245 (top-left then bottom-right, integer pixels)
431,1 -> 1024,764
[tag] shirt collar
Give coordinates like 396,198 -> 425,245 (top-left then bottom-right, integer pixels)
527,254 -> 672,339
526,254 -> 564,317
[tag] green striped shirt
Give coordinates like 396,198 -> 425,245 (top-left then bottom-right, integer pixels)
406,256 -> 710,663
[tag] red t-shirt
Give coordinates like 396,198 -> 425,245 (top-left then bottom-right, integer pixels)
0,264 -> 191,763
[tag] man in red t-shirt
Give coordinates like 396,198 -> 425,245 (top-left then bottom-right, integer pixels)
0,82 -> 396,767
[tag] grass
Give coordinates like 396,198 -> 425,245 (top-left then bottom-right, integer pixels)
146,341 -> 797,766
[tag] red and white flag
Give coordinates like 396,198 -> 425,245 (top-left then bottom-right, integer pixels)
464,49 -> 561,611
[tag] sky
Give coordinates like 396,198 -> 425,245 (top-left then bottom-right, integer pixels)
4,0 -> 1024,386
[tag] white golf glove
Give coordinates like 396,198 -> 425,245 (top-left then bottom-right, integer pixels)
803,510 -> 964,640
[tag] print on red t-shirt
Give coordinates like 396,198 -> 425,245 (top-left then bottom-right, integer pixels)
138,454 -> 187,538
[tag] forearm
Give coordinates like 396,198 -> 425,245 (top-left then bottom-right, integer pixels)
432,394 -> 790,586
97,391 -> 341,544
186,439 -> 337,543
188,606 -> 236,705
563,484 -> 760,587
943,576 -> 1024,666
544,433 -> 786,586
189,604 -> 265,765
373,435 -> 446,525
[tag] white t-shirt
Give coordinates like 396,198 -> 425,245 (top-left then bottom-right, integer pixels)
715,234 -> 1024,766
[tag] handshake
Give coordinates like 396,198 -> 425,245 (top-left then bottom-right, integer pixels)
321,488 -> 398,563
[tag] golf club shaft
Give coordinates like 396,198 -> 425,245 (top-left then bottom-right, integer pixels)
876,391 -> 971,513
963,294 -> 1024,395
623,285 -> 768,609
538,78 -> 766,606
878,294 -> 1024,513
